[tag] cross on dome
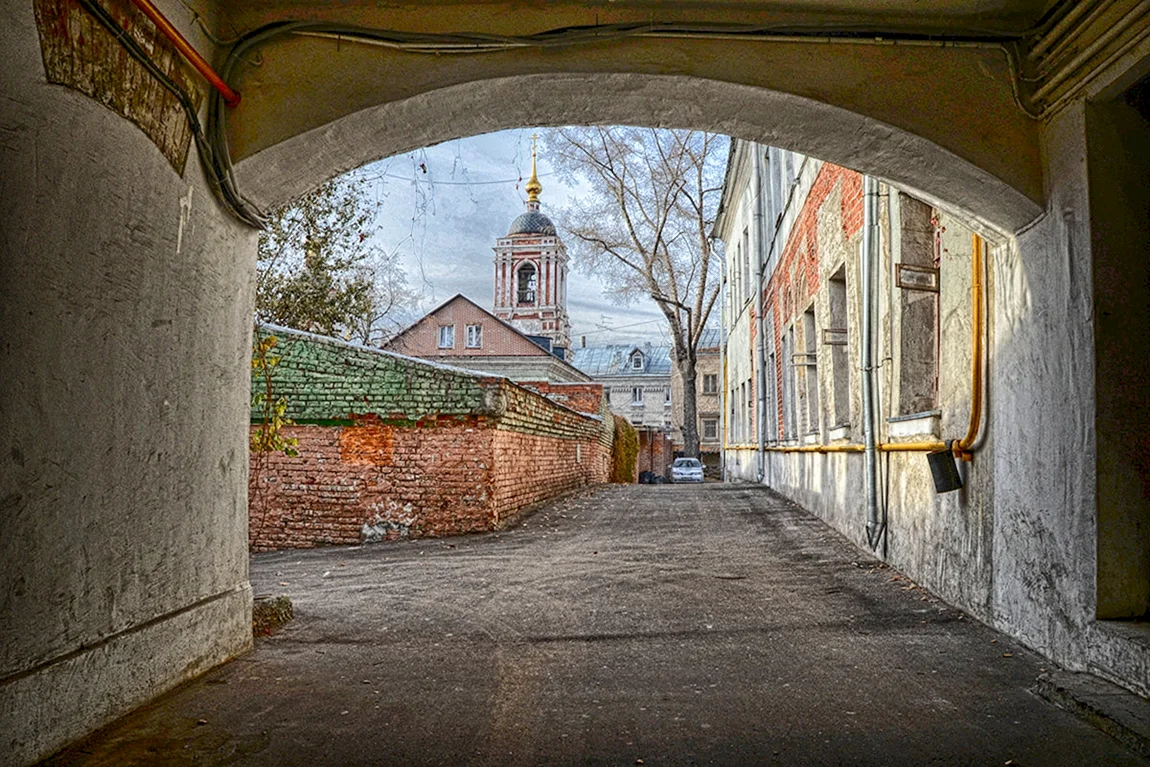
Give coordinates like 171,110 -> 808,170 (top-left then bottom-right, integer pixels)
525,133 -> 543,203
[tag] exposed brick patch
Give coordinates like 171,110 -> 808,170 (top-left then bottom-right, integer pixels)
763,164 -> 863,435
518,381 -> 606,417
637,430 -> 674,478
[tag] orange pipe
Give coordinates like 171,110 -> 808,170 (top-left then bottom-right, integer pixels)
129,0 -> 241,108
954,232 -> 984,461
765,441 -> 946,454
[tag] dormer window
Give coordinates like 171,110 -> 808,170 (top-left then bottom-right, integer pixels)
630,351 -> 644,370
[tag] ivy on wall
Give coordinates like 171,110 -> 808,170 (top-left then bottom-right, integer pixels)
610,414 -> 638,483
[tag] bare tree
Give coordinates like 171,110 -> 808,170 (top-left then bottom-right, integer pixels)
548,127 -> 727,457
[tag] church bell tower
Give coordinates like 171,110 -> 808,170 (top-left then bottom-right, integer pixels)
492,135 -> 572,354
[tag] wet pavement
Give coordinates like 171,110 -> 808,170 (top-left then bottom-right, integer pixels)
44,484 -> 1149,766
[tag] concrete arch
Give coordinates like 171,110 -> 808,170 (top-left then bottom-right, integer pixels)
235,73 -> 1043,234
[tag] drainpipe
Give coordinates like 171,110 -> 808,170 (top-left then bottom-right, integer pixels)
754,149 -> 768,484
719,255 -> 728,481
861,176 -> 882,549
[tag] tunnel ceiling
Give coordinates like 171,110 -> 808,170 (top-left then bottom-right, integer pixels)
201,0 -> 1133,233
223,1 -> 1059,36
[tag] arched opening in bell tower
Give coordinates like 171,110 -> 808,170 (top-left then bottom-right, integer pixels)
516,262 -> 537,306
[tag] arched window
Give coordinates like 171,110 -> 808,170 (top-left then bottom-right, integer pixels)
517,263 -> 537,304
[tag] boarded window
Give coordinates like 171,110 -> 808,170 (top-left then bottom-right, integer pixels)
802,307 -> 819,433
828,268 -> 851,427
898,194 -> 940,414
782,328 -> 796,439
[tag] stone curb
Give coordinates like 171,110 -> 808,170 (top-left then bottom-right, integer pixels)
1033,670 -> 1150,759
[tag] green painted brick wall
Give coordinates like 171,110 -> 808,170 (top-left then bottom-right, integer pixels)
252,325 -> 491,423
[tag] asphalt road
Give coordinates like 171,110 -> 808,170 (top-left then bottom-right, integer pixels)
44,484 -> 1149,766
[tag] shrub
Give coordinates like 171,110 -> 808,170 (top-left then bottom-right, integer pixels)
610,414 -> 639,483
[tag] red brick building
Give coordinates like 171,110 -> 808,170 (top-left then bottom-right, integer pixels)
385,294 -> 590,383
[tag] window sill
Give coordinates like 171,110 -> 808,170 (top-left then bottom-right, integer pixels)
802,432 -> 820,445
886,410 -> 941,440
828,424 -> 851,442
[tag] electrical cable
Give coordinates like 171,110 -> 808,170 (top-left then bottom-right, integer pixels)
75,0 -> 266,228
350,169 -> 558,187
91,6 -> 1065,228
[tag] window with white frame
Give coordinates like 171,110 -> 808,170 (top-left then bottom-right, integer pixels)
703,418 -> 719,441
465,323 -> 482,348
664,387 -> 672,406
631,386 -> 644,405
437,324 -> 454,349
631,351 -> 644,370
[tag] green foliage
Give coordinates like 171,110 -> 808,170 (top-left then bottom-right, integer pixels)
250,333 -> 299,457
610,414 -> 639,483
256,175 -> 417,343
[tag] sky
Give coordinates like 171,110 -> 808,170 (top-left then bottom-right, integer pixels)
347,128 -> 673,347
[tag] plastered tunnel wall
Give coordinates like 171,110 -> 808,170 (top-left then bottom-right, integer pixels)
1,2 -> 257,762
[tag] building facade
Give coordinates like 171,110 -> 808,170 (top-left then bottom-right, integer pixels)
491,139 -> 572,355
570,343 -> 673,432
383,294 -> 590,383
715,136 -> 1150,705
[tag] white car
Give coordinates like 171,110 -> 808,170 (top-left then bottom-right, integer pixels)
670,457 -> 705,483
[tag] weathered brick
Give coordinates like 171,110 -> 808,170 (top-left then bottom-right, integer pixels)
249,326 -> 617,550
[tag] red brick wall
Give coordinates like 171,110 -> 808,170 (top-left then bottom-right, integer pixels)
636,429 -> 674,478
250,377 -> 615,551
249,416 -> 497,551
518,380 -> 606,417
490,430 -> 609,520
765,163 -> 864,436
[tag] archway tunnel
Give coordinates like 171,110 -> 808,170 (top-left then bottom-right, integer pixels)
3,0 -> 1150,762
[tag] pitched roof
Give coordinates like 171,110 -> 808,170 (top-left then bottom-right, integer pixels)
569,343 -> 673,378
696,328 -> 721,350
384,293 -> 589,379
385,293 -> 548,355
